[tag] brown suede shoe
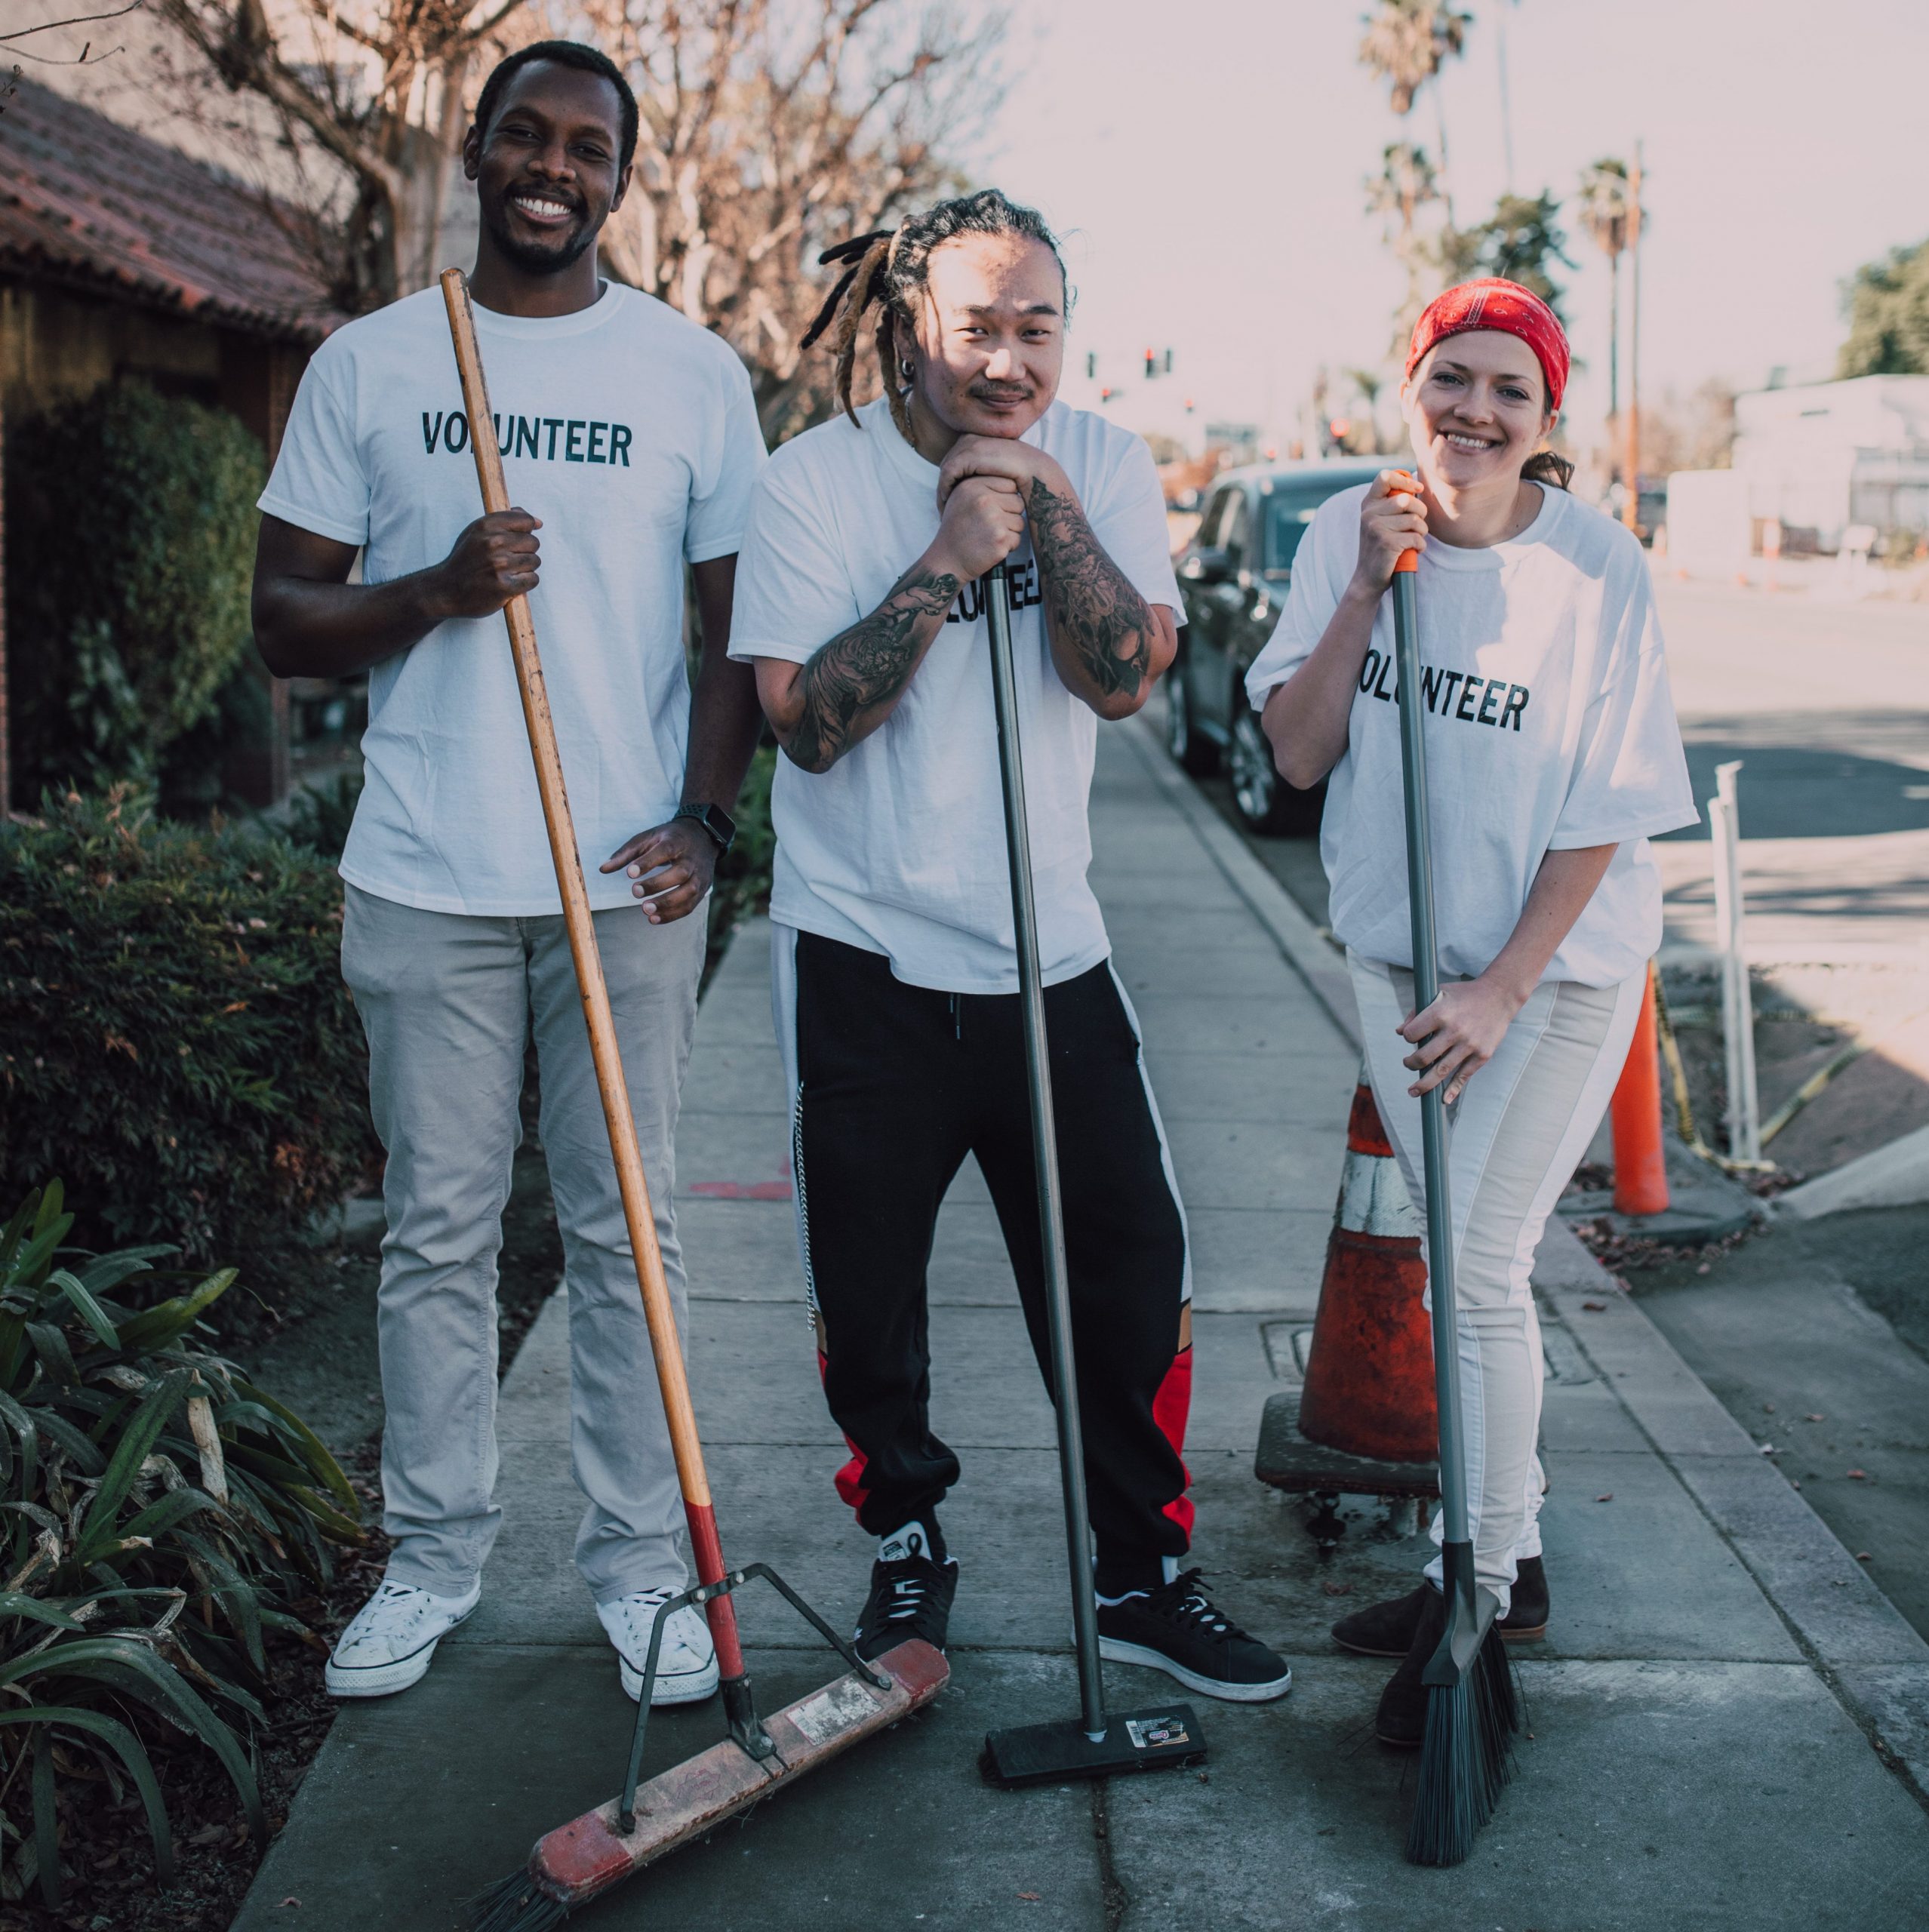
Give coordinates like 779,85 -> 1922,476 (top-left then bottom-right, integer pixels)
1332,1557 -> 1549,1657
1374,1583 -> 1445,1748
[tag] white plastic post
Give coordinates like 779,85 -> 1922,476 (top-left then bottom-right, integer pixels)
1710,761 -> 1761,1164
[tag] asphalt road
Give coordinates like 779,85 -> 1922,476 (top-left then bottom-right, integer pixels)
1648,577 -> 1929,961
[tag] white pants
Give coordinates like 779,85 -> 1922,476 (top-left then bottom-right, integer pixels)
342,884 -> 704,1604
1349,952 -> 1646,1614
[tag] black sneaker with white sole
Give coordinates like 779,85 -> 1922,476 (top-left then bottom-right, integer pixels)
1095,1570 -> 1292,1703
853,1527 -> 958,1663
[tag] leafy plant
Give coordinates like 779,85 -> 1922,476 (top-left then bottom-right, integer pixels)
4,383 -> 263,804
1434,190 -> 1575,324
0,1183 -> 360,1907
0,789 -> 377,1268
1838,235 -> 1929,379
704,747 -> 776,984
285,771 -> 366,862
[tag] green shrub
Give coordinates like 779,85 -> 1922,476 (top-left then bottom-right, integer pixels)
705,746 -> 776,982
0,791 -> 376,1265
0,1183 -> 360,1907
285,770 -> 366,860
5,383 -> 263,802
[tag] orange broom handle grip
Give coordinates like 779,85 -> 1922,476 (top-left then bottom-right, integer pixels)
1389,468 -> 1420,574
438,273 -> 737,1635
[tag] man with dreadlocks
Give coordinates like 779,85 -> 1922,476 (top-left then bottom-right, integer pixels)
728,189 -> 1292,1703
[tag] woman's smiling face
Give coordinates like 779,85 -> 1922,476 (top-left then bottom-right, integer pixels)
1401,328 -> 1555,491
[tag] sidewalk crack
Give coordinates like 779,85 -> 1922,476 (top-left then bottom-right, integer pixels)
1091,1781 -> 1130,1930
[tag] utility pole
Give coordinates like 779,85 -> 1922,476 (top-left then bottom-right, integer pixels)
1497,0 -> 1518,195
1621,141 -> 1644,534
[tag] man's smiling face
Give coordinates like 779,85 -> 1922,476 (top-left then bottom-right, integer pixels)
465,61 -> 630,278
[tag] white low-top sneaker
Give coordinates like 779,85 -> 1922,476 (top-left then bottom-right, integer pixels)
325,1577 -> 480,1698
598,1589 -> 719,1706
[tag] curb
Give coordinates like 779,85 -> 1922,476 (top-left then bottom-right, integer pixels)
1777,1121 -> 1929,1219
1133,708 -> 1929,1806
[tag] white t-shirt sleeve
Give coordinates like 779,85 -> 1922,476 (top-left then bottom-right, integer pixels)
1549,562 -> 1700,849
684,351 -> 768,563
726,457 -> 860,666
1087,434 -> 1185,619
1244,488 -> 1356,710
257,352 -> 370,547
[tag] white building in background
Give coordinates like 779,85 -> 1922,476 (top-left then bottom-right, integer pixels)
1730,374 -> 1929,549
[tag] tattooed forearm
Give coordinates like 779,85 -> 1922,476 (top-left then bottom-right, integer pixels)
1026,476 -> 1156,705
786,565 -> 961,772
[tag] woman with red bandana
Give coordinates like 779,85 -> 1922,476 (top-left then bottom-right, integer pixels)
1246,280 -> 1697,1744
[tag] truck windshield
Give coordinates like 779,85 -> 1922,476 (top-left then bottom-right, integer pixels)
1263,479 -> 1379,576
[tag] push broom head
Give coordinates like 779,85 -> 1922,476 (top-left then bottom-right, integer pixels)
469,1640 -> 948,1930
982,1703 -> 1205,1787
1405,1543 -> 1520,1867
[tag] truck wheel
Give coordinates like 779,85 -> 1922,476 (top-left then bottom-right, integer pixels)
1230,708 -> 1321,836
1165,663 -> 1220,777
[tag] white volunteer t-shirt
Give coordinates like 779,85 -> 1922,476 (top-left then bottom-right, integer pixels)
1244,483 -> 1697,988
728,395 -> 1183,994
259,281 -> 766,915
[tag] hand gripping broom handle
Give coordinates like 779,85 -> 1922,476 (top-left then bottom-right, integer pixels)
1388,537 -> 1471,1559
983,562 -> 1109,1743
440,271 -> 745,1679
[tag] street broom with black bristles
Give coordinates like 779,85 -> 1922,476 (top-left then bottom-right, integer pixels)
437,269 -> 947,1931
1386,496 -> 1522,1868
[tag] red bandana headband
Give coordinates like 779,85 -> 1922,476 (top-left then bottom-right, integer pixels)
1405,278 -> 1569,414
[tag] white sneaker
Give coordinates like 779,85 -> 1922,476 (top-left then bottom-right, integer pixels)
325,1577 -> 480,1698
598,1589 -> 719,1706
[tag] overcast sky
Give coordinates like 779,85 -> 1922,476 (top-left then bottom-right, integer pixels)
983,0 -> 1928,451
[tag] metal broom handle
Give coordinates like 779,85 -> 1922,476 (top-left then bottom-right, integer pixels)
1389,544 -> 1470,1553
983,561 -> 1109,1742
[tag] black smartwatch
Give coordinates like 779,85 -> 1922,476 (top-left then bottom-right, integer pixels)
675,801 -> 736,857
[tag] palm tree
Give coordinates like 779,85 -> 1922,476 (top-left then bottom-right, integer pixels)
1577,158 -> 1632,421
1366,141 -> 1441,344
1358,0 -> 1472,220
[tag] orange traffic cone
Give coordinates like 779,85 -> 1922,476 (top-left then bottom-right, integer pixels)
1297,1078 -> 1438,1463
1254,1073 -> 1441,1553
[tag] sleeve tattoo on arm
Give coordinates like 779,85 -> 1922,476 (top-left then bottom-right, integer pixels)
1026,476 -> 1155,700
789,565 -> 960,771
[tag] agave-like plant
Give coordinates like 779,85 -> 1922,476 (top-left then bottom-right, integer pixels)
0,1183 -> 361,1906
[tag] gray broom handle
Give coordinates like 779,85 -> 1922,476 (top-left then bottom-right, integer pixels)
983,560 -> 1109,1742
1392,565 -> 1470,1552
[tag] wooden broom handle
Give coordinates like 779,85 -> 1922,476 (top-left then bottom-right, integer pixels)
438,271 -> 717,1528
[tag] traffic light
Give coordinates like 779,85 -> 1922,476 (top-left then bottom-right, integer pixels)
1100,386 -> 1115,403
1184,396 -> 1195,414
1164,349 -> 1174,374
1085,352 -> 1097,380
1144,348 -> 1156,380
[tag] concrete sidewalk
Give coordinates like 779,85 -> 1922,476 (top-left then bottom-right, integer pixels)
237,721 -> 1929,1931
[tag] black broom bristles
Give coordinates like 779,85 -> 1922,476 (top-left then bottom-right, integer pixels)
1404,1623 -> 1521,1867
469,1869 -> 571,1932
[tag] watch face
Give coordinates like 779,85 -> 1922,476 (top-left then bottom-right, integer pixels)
682,803 -> 734,849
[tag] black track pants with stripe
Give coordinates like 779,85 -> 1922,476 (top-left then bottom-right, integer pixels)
786,931 -> 1194,1564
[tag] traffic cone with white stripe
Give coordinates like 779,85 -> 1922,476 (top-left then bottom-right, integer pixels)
1297,1076 -> 1437,1463
1253,1071 -> 1439,1543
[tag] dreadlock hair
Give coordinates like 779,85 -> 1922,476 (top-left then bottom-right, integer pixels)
472,40 -> 638,171
799,189 -> 1069,440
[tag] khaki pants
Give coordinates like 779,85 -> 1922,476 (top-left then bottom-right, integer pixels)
342,884 -> 703,1604
1350,952 -> 1646,1614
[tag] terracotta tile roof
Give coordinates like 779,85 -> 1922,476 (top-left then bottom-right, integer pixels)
0,75 -> 346,342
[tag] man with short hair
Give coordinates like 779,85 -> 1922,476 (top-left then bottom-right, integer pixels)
729,190 -> 1292,1701
251,41 -> 767,1705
